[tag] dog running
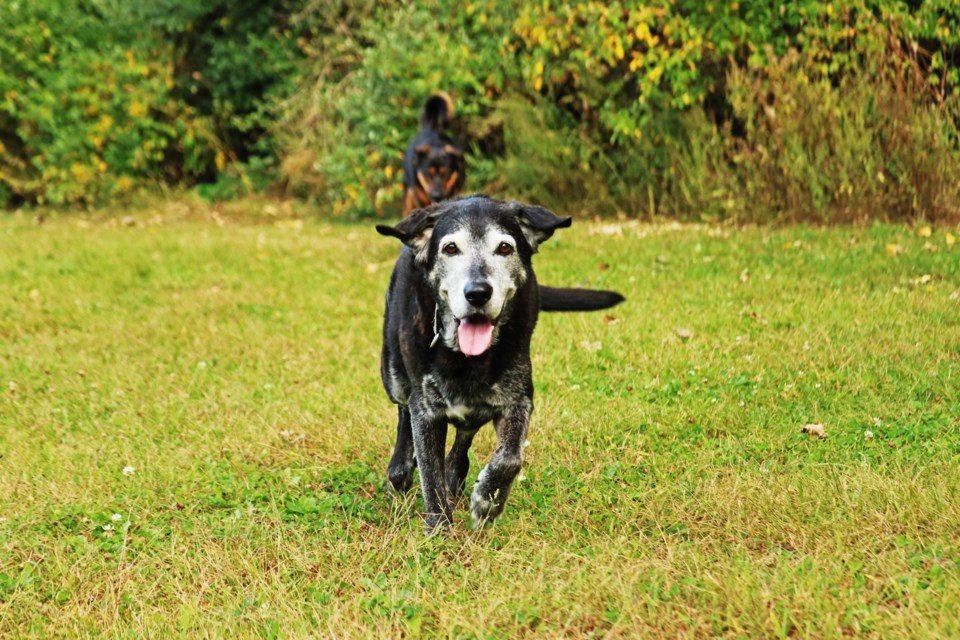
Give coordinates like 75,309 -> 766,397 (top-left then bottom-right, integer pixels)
402,93 -> 466,216
376,194 -> 624,533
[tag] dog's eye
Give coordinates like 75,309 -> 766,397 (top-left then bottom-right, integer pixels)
496,242 -> 514,256
442,242 -> 460,256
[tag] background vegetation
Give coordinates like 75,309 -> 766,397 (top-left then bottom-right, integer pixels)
2,0 -> 960,221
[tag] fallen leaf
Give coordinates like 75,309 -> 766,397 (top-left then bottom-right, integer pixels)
909,274 -> 933,288
279,429 -> 306,444
801,423 -> 827,438
579,340 -> 602,351
597,263 -> 610,271
602,315 -> 620,325
946,233 -> 956,249
274,219 -> 303,231
884,243 -> 904,257
675,328 -> 694,340
917,226 -> 932,238
739,268 -> 750,283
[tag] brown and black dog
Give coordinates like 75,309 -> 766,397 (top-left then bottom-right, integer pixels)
402,93 -> 466,216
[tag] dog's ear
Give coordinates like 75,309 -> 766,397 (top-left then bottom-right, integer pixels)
376,205 -> 443,262
512,202 -> 572,252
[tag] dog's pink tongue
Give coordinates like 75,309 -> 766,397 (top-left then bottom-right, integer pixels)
458,318 -> 494,356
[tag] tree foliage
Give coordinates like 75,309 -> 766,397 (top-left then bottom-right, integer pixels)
2,0 -> 959,221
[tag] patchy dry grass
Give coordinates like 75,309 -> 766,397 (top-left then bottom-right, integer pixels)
1,204 -> 959,638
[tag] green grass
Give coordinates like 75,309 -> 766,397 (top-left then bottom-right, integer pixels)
1,204 -> 959,638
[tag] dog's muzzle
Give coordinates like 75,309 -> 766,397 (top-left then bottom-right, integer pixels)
463,281 -> 493,307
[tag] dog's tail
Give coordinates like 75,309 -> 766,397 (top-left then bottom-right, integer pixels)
539,286 -> 625,312
419,92 -> 454,133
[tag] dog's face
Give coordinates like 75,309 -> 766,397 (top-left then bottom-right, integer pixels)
428,218 -> 526,355
413,144 -> 465,206
377,195 -> 571,356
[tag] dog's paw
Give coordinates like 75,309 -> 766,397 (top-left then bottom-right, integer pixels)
470,470 -> 505,529
386,465 -> 415,494
424,512 -> 453,536
470,499 -> 503,529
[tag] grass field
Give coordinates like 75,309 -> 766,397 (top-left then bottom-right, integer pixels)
1,203 -> 959,638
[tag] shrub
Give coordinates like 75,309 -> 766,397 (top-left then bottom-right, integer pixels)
275,0 -> 516,216
127,0 -> 312,195
279,0 -> 960,221
0,0 -> 220,205
504,0 -> 960,221
2,0 -> 959,222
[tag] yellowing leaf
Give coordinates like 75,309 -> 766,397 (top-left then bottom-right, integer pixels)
128,101 -> 147,118
917,226 -> 932,238
802,423 -> 827,438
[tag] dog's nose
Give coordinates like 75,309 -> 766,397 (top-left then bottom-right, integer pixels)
464,282 -> 493,307
430,190 -> 444,202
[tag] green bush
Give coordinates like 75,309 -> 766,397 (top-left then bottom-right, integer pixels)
0,0 -> 308,205
128,0 -> 312,193
0,1 -> 219,205
275,0 -> 515,215
2,0 -> 959,221
279,0 -> 960,221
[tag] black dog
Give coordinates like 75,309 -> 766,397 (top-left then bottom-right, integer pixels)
376,195 -> 624,532
402,93 -> 466,216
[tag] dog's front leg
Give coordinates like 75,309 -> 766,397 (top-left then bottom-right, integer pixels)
386,406 -> 415,493
445,426 -> 479,503
410,397 -> 452,533
471,398 -> 532,528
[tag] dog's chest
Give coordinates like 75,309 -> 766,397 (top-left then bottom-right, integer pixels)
444,403 -> 474,421
422,373 -> 510,424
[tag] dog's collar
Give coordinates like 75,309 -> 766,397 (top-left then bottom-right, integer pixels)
431,305 -> 441,348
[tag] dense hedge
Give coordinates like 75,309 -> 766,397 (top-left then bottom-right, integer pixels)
2,0 -> 959,221
0,0 -> 306,205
